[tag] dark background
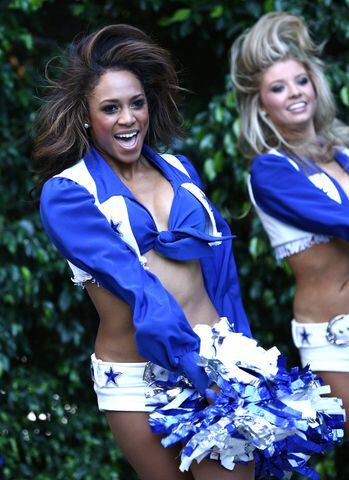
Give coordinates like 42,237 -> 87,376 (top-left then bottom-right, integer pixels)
1,0 -> 349,478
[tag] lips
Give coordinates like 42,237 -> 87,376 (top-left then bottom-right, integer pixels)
114,130 -> 139,149
287,101 -> 307,112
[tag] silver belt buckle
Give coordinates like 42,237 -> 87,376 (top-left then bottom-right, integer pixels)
326,314 -> 349,346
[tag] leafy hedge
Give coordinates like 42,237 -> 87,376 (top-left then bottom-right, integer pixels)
1,1 -> 348,478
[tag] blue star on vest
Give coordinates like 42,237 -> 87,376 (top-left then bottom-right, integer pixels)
300,327 -> 311,344
104,367 -> 122,385
112,220 -> 123,236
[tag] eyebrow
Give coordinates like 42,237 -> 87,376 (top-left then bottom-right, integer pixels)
99,93 -> 145,105
269,72 -> 308,85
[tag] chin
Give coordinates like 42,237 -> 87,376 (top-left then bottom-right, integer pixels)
116,150 -> 142,164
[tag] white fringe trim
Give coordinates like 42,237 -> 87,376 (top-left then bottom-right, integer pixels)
71,276 -> 99,289
275,234 -> 331,260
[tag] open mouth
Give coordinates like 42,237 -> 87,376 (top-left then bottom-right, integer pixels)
287,102 -> 307,112
114,130 -> 139,149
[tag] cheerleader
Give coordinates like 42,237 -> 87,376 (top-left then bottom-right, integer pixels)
231,11 -> 349,436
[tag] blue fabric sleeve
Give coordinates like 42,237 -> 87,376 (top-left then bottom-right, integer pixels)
40,177 -> 209,392
250,153 -> 349,240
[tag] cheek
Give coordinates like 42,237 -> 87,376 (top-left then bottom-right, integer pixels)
260,92 -> 283,115
309,87 -> 317,105
139,109 -> 150,130
91,116 -> 113,136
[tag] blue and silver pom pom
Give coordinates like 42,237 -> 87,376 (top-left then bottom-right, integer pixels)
145,318 -> 345,479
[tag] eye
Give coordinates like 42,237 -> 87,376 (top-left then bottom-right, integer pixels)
298,76 -> 309,86
101,104 -> 119,114
131,98 -> 146,109
270,84 -> 284,93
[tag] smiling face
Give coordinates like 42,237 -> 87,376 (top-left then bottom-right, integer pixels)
260,59 -> 317,139
87,69 -> 149,167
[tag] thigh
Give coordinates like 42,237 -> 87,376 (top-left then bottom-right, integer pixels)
106,411 -> 194,480
315,371 -> 349,436
190,458 -> 255,480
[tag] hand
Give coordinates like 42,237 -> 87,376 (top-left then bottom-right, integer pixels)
205,383 -> 220,405
179,352 -> 210,395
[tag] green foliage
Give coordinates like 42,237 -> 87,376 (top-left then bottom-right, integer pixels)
1,1 -> 348,478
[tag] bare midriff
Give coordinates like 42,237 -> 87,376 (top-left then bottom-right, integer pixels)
288,238 -> 349,323
86,248 -> 219,362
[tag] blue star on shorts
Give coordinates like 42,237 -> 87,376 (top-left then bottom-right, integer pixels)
104,367 -> 122,385
300,327 -> 311,344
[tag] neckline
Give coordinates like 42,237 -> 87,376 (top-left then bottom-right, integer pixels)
86,145 -> 187,232
279,148 -> 349,204
308,150 -> 349,203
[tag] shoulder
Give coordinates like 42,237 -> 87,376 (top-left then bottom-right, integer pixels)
159,152 -> 190,176
171,153 -> 204,189
40,172 -> 96,220
41,159 -> 96,201
251,150 -> 300,184
336,146 -> 349,164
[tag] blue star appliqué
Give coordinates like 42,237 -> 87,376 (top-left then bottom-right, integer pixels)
104,367 -> 122,386
300,327 -> 311,344
112,221 -> 123,236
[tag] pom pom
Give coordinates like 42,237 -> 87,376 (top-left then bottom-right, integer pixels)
146,319 -> 345,479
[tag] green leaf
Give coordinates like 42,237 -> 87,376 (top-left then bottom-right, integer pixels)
340,86 -> 349,106
158,8 -> 191,26
210,5 -> 223,18
233,118 -> 240,138
264,0 -> 275,12
171,8 -> 191,22
9,0 -> 45,12
214,105 -> 224,123
18,33 -> 33,50
20,266 -> 31,281
204,158 -> 216,181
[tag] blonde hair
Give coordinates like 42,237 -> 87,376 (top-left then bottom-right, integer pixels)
230,11 -> 349,160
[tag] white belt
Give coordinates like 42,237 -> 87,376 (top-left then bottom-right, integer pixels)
292,314 -> 349,348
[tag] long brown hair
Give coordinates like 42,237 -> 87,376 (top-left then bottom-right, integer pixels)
33,24 -> 183,185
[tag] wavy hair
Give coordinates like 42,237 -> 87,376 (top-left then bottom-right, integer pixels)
230,11 -> 349,160
33,24 -> 184,184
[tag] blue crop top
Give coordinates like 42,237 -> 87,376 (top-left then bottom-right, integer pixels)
105,144 -> 232,260
40,145 -> 251,393
249,148 -> 349,259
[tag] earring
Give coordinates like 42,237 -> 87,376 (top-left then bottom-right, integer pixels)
260,110 -> 268,118
84,122 -> 90,129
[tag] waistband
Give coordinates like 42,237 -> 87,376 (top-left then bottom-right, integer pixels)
292,314 -> 349,348
91,354 -> 150,388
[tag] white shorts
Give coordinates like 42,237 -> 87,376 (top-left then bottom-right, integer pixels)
91,317 -> 229,412
91,354 -> 157,412
291,315 -> 349,372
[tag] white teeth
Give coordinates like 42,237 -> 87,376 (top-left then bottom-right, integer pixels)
288,102 -> 306,111
115,132 -> 137,139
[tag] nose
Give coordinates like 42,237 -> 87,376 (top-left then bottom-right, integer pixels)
118,107 -> 135,126
288,82 -> 302,98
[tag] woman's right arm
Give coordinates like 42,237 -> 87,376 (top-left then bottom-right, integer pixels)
250,152 -> 349,240
40,177 -> 209,393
